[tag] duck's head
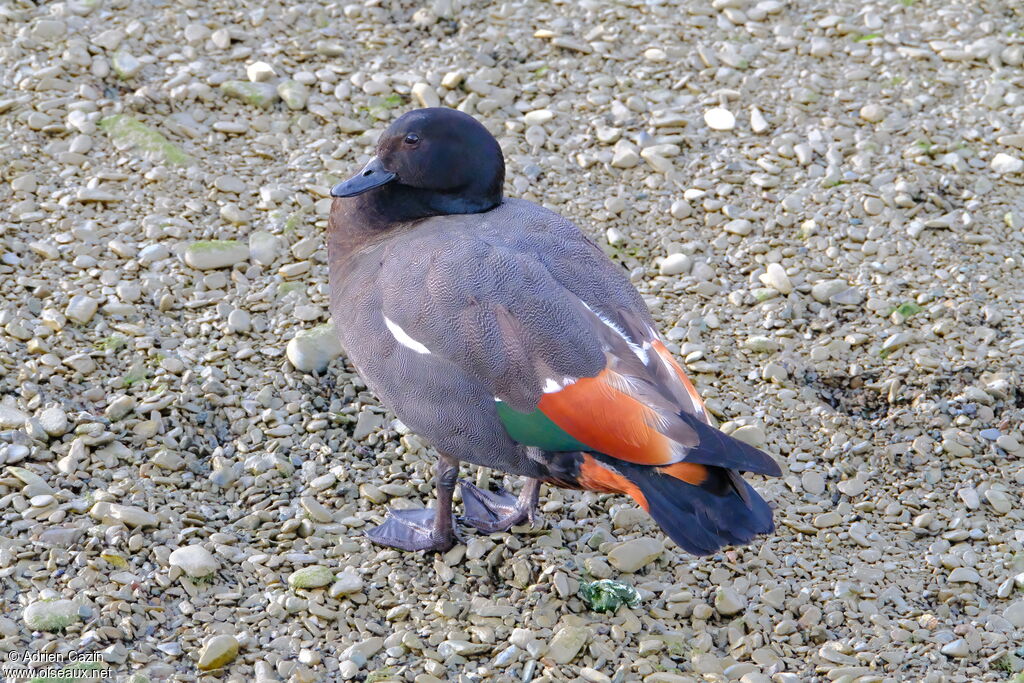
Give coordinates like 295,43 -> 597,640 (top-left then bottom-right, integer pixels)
331,107 -> 504,221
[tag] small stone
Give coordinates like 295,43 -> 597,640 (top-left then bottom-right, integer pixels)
105,395 -> 136,421
704,108 -> 736,131
947,567 -> 979,583
730,424 -> 767,448
23,599 -> 81,632
90,502 -> 158,528
214,175 -> 246,193
547,626 -> 590,664
249,231 -> 282,266
38,407 -> 69,437
169,545 -> 220,578
227,309 -> 251,334
660,253 -> 692,276
400,82 -> 435,109
991,153 -> 1023,174
744,336 -> 780,353
750,106 -> 769,133
811,279 -> 849,303
859,104 -> 885,123
714,587 -> 746,615
32,19 -> 67,41
112,51 -> 143,79
220,80 -> 280,109
761,263 -> 793,294
940,639 -> 969,658
1003,600 -> 1024,628
813,511 -> 842,528
185,241 -> 249,270
611,140 -> 640,169
92,28 -> 125,50
328,570 -> 364,597
801,471 -> 825,495
288,565 -> 335,589
985,489 -> 1013,514
287,324 -> 344,373
607,537 -> 663,572
524,109 -> 555,126
65,295 -> 98,324
197,634 -> 240,671
0,406 -> 29,428
277,80 -> 309,110
246,61 -> 276,82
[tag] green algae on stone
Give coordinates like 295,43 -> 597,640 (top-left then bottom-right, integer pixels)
184,240 -> 249,270
23,599 -> 81,631
288,565 -> 334,589
220,80 -> 279,109
99,115 -> 192,166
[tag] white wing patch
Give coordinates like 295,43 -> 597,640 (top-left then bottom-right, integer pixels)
383,316 -> 431,355
581,302 -> 649,363
542,377 -> 577,394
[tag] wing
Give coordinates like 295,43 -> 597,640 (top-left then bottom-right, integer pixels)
372,199 -> 779,477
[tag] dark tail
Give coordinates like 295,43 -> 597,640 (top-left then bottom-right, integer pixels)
547,451 -> 775,556
625,457 -> 774,556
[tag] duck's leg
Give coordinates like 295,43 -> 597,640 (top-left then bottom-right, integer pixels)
461,477 -> 541,533
365,453 -> 458,552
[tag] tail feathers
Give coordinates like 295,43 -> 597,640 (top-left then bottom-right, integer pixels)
637,460 -> 774,556
562,453 -> 774,556
674,411 -> 782,477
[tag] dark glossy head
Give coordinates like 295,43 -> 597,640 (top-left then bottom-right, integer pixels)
331,108 -> 504,222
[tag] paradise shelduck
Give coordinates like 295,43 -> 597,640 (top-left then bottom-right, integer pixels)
327,107 -> 781,554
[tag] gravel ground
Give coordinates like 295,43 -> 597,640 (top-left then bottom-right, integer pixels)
2,0 -> 1024,681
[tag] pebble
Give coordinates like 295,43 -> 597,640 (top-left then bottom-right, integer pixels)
947,567 -> 979,583
23,599 -> 81,631
750,106 -> 769,133
65,295 -> 98,324
278,80 -> 309,110
704,108 -> 736,131
288,565 -> 335,589
730,424 -> 767,448
991,153 -> 1023,174
185,241 -> 249,270
169,545 -> 220,578
984,489 -> 1012,514
1004,600 -> 1024,628
220,81 -> 280,109
90,502 -> 159,528
287,324 -> 344,373
714,587 -> 746,615
810,279 -> 850,303
546,626 -> 590,664
607,537 -> 663,572
660,253 -> 692,276
197,634 -> 240,670
328,570 -> 364,597
939,639 -> 969,658
37,406 -> 69,437
859,104 -> 885,123
801,471 -> 825,495
761,263 -> 793,294
411,83 -> 440,108
246,61 -> 276,82
249,231 -> 282,266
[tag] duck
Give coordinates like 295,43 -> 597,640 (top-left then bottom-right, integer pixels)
327,107 -> 781,555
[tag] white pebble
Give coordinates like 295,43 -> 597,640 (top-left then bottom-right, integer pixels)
704,108 -> 736,131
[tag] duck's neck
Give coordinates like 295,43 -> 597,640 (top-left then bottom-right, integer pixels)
327,185 -> 500,261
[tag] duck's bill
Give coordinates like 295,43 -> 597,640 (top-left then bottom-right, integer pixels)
330,157 -> 397,197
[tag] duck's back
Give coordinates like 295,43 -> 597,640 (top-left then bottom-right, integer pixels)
330,198 -> 652,380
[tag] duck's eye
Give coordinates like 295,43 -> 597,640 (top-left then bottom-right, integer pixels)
403,134 -> 420,145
